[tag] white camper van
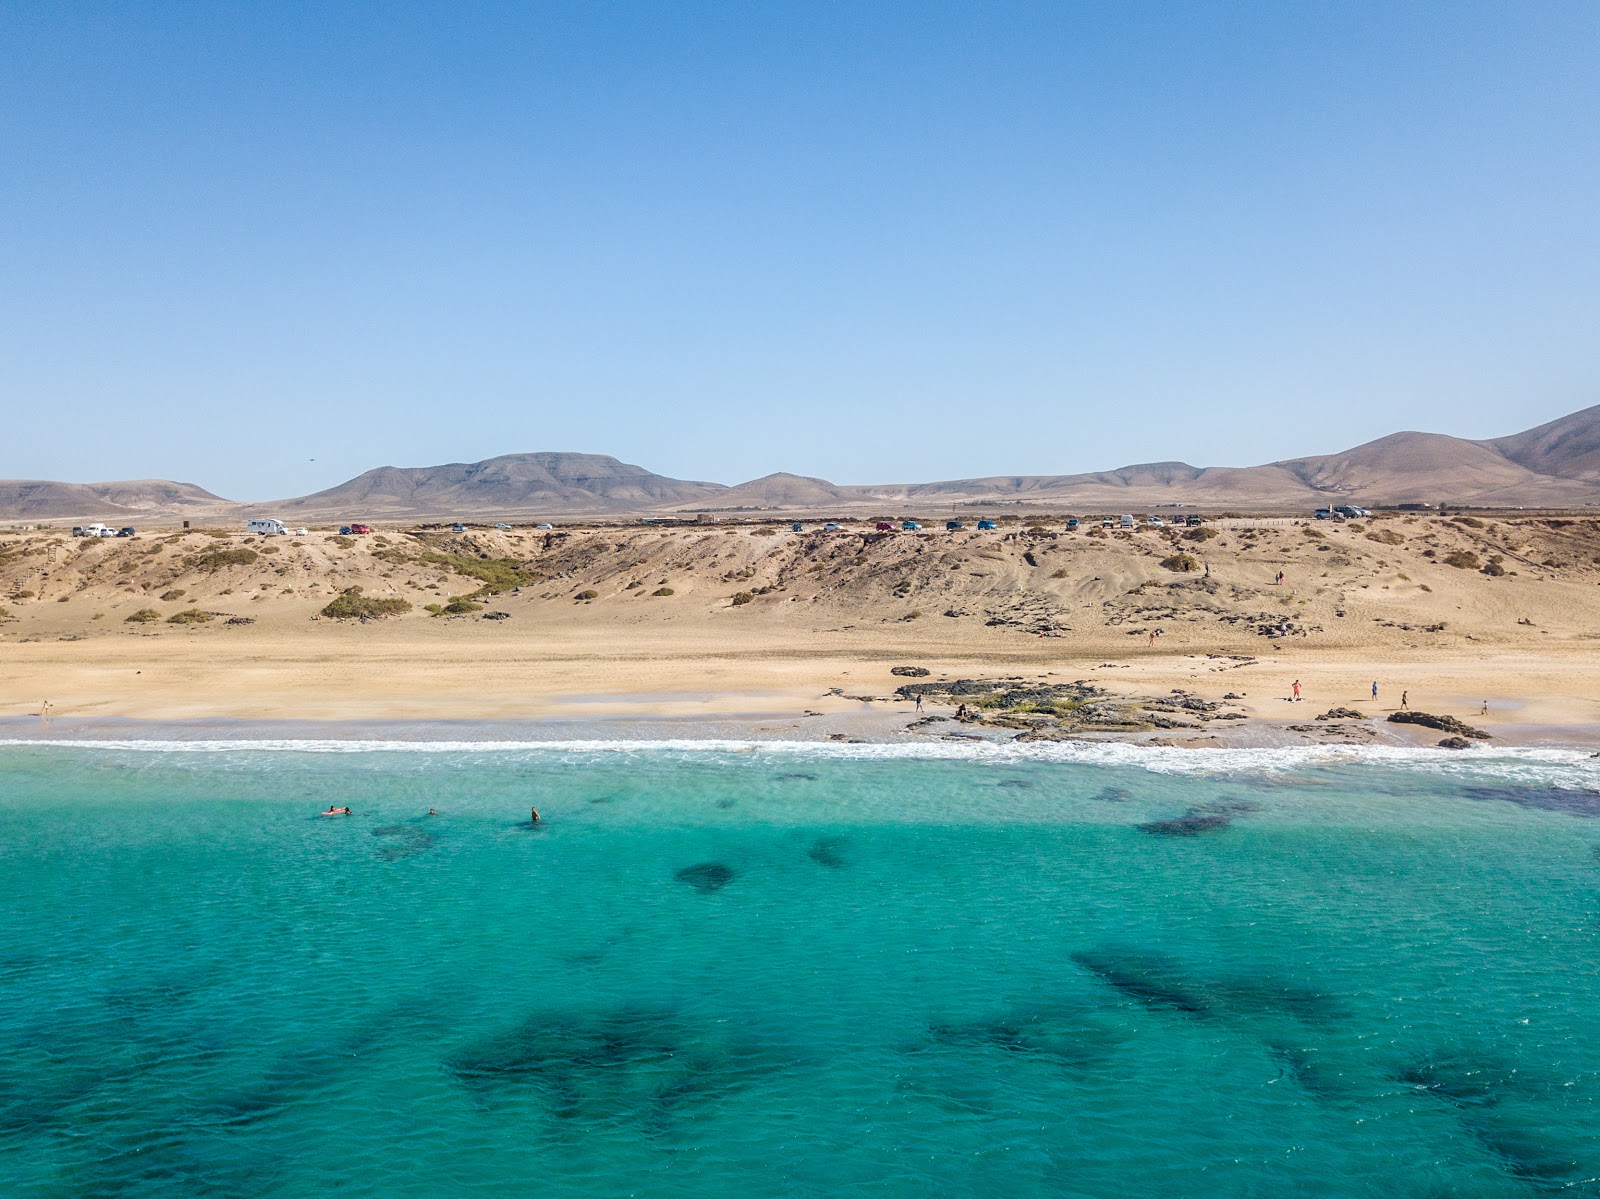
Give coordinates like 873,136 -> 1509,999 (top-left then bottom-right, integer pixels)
247,519 -> 290,536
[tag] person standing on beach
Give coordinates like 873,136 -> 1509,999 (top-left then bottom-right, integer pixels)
1292,679 -> 1302,702
1372,681 -> 1379,701
1400,690 -> 1408,709
915,693 -> 923,713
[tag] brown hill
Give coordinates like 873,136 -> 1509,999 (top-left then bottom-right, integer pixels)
1487,403 -> 1600,481
0,479 -> 226,521
269,453 -> 727,518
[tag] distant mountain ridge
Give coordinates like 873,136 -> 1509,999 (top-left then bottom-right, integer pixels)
6,404 -> 1600,521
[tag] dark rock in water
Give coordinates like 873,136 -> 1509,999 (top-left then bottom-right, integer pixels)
1462,785 -> 1600,818
1092,786 -> 1133,803
588,795 -> 612,804
997,778 -> 1033,789
369,824 -> 437,861
1438,735 -> 1473,749
806,836 -> 847,868
1269,1044 -> 1344,1098
924,1007 -> 1117,1069
1388,710 -> 1490,739
1316,707 -> 1365,721
774,772 -> 817,781
1138,813 -> 1231,836
1395,1054 -> 1584,1189
1074,947 -> 1335,1023
713,798 -> 737,810
890,665 -> 930,677
1071,950 -> 1211,1016
675,863 -> 736,891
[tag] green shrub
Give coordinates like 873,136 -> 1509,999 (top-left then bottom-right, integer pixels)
651,586 -> 675,596
160,589 -> 186,601
1159,553 -> 1199,573
1481,560 -> 1505,576
1365,528 -> 1404,545
167,609 -> 214,624
1050,568 -> 1069,579
329,535 -> 356,549
0,606 -> 13,622
193,548 -> 259,570
441,597 -> 481,615
1442,550 -> 1480,569
125,608 -> 161,623
730,591 -> 755,606
413,551 -> 532,593
1183,526 -> 1218,542
9,590 -> 34,600
320,593 -> 412,619
574,589 -> 599,601
424,603 -> 444,615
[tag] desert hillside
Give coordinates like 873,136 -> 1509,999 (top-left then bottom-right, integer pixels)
5,513 -> 1600,733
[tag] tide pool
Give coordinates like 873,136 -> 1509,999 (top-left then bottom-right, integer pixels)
3,741 -> 1600,1197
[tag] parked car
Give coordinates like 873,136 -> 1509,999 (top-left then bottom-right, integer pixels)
1313,508 -> 1333,520
976,519 -> 998,530
1145,517 -> 1165,527
823,522 -> 841,531
875,522 -> 895,531
1333,506 -> 1370,519
535,523 -> 553,530
1065,518 -> 1079,529
946,520 -> 965,531
901,521 -> 922,531
791,522 -> 804,532
1100,517 -> 1115,528
349,523 -> 371,535
117,527 -> 136,537
79,523 -> 114,537
494,523 -> 512,530
338,526 -> 352,535
1119,514 -> 1136,528
71,526 -> 85,537
1185,515 -> 1203,527
450,524 -> 469,533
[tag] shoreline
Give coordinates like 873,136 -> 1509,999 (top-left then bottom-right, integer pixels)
4,705 -> 1597,754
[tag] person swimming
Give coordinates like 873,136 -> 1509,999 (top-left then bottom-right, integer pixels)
321,806 -> 351,816
530,807 -> 541,824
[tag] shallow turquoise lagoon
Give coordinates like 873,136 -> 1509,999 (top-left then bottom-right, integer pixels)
4,741 -> 1600,1197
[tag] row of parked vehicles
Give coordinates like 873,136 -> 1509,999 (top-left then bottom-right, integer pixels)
1314,505 -> 1372,520
71,524 -> 135,537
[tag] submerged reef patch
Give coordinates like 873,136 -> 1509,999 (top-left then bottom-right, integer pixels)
675,862 -> 736,891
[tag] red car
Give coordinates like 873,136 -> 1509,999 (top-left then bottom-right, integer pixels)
350,523 -> 372,535
875,522 -> 895,531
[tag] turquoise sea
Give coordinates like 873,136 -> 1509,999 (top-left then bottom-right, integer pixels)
5,736 -> 1600,1198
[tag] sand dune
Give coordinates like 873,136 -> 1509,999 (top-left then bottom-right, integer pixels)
4,512 -> 1600,739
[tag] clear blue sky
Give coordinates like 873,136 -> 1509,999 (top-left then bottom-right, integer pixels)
3,2 -> 1597,500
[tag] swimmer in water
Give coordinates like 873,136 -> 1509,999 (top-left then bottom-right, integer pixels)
530,807 -> 541,824
321,806 -> 351,816
428,808 -> 437,816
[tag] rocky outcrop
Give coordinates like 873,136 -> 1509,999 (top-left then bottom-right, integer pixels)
1388,711 -> 1490,739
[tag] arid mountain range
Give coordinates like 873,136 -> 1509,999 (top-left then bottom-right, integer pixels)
6,404 -> 1600,522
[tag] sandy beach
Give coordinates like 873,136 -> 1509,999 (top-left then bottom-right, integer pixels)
5,514 -> 1600,748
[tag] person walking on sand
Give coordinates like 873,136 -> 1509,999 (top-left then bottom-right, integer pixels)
1372,681 -> 1379,701
915,693 -> 923,713
1292,679 -> 1302,702
1400,690 -> 1408,709
1480,700 -> 1489,716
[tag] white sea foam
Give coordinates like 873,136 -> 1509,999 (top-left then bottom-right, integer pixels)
3,735 -> 1598,786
